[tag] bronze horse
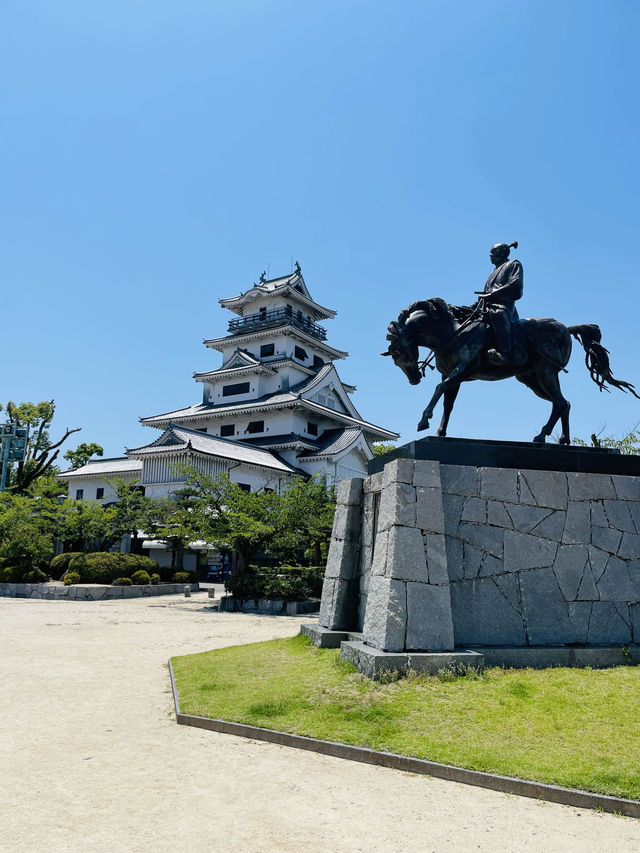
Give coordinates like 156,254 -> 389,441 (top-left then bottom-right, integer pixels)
382,298 -> 639,444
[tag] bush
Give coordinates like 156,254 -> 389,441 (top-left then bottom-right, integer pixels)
112,577 -> 132,586
50,552 -> 84,580
150,573 -> 161,585
0,565 -> 23,582
68,552 -> 158,585
224,567 -> 319,601
171,571 -> 192,584
63,572 -> 81,586
22,569 -> 48,583
131,570 -> 151,585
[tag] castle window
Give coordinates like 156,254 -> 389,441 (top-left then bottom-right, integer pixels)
260,343 -> 274,357
237,483 -> 251,492
307,422 -> 318,436
313,355 -> 323,369
220,424 -> 235,437
75,489 -> 84,500
223,381 -> 250,397
96,487 -> 104,500
295,346 -> 307,361
247,420 -> 264,434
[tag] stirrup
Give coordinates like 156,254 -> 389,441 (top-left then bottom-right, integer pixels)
487,348 -> 510,366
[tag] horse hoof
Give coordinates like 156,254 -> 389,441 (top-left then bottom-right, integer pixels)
436,429 -> 447,438
559,436 -> 571,445
532,434 -> 546,444
417,419 -> 430,432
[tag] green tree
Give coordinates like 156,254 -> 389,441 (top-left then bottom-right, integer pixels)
142,491 -> 200,569
104,478 -> 153,553
63,442 -> 104,470
573,428 -> 640,454
0,492 -> 58,570
373,443 -> 396,456
55,499 -> 117,552
175,467 -> 286,574
3,400 -> 81,494
273,476 -> 336,565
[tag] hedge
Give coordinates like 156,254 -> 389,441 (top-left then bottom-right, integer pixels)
68,552 -> 159,585
224,566 -> 323,601
50,552 -> 84,580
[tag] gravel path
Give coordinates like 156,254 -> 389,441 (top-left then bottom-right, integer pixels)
1,594 -> 639,853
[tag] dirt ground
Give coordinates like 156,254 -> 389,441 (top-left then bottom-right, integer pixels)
1,593 -> 639,853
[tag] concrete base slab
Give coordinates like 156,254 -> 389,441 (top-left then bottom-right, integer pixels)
300,624 -> 363,649
471,645 -> 640,669
340,640 -> 484,679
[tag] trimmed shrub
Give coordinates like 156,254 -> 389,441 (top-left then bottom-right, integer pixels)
50,552 -> 84,580
0,565 -> 23,583
224,569 -> 316,602
22,569 -> 48,583
69,552 -> 158,585
131,570 -> 151,585
112,577 -> 132,586
63,572 -> 81,586
150,573 -> 161,585
171,571 -> 191,584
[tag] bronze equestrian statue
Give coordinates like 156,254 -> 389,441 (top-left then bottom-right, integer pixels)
382,241 -> 639,445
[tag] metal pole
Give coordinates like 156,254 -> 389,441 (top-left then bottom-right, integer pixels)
0,431 -> 11,492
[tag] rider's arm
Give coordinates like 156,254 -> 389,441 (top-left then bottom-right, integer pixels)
483,260 -> 523,304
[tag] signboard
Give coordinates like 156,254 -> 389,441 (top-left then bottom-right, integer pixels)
0,424 -> 29,491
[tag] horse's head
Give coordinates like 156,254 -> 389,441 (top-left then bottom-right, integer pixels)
381,308 -> 426,385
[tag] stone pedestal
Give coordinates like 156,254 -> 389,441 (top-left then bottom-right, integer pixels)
303,438 -> 640,678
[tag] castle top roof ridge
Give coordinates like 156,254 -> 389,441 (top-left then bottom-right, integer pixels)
219,267 -> 336,319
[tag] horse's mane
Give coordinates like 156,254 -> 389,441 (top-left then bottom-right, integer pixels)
397,298 -> 476,327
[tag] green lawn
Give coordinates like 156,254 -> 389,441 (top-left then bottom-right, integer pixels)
171,634 -> 640,801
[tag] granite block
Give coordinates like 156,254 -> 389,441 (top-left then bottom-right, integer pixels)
487,500 -> 513,529
604,500 -> 636,533
588,545 -> 609,582
463,543 -> 484,579
631,603 -> 640,642
415,486 -> 445,533
325,537 -> 360,580
505,503 -> 552,534
387,525 -> 428,583
458,522 -> 504,559
370,530 -> 390,578
529,510 -> 566,541
619,532 -> 640,560
332,502 -> 362,541
519,469 -> 568,510
405,582 -> 454,650
552,544 -> 589,601
576,564 -> 599,600
588,601 -> 632,644
562,502 -> 590,545
383,458 -> 414,487
590,501 -> 608,528
442,493 -> 465,534
479,467 -> 518,502
450,577 -> 526,646
337,477 -> 364,506
504,530 -> 557,571
412,460 -> 441,488
596,555 -> 636,601
461,497 -> 486,523
591,526 -> 622,554
425,533 -> 449,584
440,464 -> 478,496
362,577 -> 407,652
612,475 -> 640,501
519,567 -> 577,645
444,535 -> 464,581
567,602 -> 592,644
567,472 -> 615,501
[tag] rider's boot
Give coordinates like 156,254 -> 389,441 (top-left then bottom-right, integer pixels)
487,348 -> 511,366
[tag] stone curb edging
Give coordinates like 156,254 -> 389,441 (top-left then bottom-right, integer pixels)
168,659 -> 640,818
1,582 -> 198,601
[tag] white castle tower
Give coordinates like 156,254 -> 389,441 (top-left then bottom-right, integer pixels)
60,265 -> 398,502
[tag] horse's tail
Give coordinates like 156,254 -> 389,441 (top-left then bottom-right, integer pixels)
568,324 -> 640,398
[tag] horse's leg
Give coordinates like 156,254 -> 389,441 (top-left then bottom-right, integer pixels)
520,368 -> 570,444
436,384 -> 460,437
418,361 -> 472,432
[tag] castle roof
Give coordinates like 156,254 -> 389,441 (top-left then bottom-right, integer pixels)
58,457 -> 143,479
219,269 -> 336,320
126,424 -> 300,475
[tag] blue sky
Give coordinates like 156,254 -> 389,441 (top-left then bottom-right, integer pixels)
2,1 -> 639,459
